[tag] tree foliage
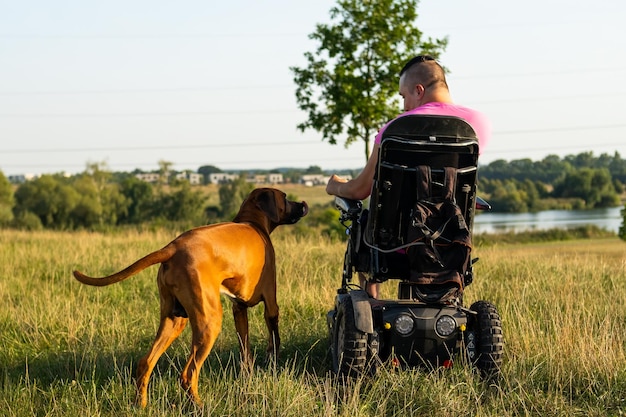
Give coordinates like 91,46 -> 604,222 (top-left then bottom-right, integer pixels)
617,206 -> 626,240
552,168 -> 620,209
479,155 -> 574,183
0,150 -> 624,231
291,0 -> 448,160
8,166 -> 211,230
69,163 -> 129,228
0,171 -> 14,225
198,165 -> 222,184
218,174 -> 255,219
479,151 -> 624,211
481,151 -> 626,185
158,179 -> 207,226
14,175 -> 79,229
118,176 -> 155,224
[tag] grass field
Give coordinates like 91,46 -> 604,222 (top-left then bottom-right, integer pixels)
1,228 -> 625,416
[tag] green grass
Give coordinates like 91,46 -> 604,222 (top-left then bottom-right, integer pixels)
1,229 -> 625,416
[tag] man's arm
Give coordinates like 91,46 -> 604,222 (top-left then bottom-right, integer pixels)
325,142 -> 380,200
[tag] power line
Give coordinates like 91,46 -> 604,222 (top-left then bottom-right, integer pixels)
496,124 -> 626,135
0,85 -> 291,96
472,92 -> 626,105
0,155 -> 366,170
0,136 -> 626,157
3,99 -> 626,118
3,140 -> 625,172
0,141 -> 321,154
0,32 -> 305,40
0,109 -> 299,118
0,68 -> 623,97
450,67 -> 626,80
1,124 -> 624,156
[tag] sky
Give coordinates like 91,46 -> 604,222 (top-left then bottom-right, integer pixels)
1,0 -> 625,177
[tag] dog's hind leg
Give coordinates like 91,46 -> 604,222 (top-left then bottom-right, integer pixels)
180,301 -> 223,406
135,314 -> 187,408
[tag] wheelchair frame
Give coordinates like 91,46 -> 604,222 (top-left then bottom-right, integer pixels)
327,115 -> 504,378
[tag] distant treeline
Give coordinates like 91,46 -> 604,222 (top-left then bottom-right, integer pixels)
1,151 -> 625,232
0,167 -> 260,232
477,151 -> 625,212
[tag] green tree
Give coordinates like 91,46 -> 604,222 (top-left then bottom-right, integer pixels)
608,151 -> 626,183
480,155 -> 573,184
158,160 -> 173,186
118,176 -> 155,224
521,179 -> 541,211
198,165 -> 222,184
14,175 -> 80,229
69,162 -> 128,228
291,0 -> 447,161
565,152 -> 595,169
304,165 -> 324,175
70,176 -> 103,228
0,171 -> 14,226
158,180 -> 207,226
618,206 -> 626,240
218,174 -> 255,219
488,179 -> 529,213
553,168 -> 619,209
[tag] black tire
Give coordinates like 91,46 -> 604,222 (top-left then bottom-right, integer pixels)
467,300 -> 504,380
331,296 -> 368,377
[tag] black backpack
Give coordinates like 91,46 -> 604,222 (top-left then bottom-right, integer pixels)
406,166 -> 472,300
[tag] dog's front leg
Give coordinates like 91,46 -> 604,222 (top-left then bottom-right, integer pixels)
232,301 -> 252,369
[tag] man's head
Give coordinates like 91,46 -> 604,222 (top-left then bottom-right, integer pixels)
398,55 -> 450,111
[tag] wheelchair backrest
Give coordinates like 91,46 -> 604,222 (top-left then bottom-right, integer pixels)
365,115 -> 479,253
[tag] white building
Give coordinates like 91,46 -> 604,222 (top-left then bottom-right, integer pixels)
209,173 -> 239,184
175,172 -> 202,185
135,173 -> 161,183
300,174 -> 331,186
267,173 -> 283,184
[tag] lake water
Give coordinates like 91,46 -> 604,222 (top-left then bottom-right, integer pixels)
473,206 -> 624,234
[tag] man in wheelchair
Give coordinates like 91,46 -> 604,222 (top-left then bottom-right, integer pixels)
325,55 -> 502,378
326,54 -> 490,298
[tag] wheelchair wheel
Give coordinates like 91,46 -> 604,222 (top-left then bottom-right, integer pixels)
467,300 -> 504,380
331,296 -> 368,377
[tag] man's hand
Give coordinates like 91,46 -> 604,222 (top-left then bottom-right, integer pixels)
326,174 -> 348,196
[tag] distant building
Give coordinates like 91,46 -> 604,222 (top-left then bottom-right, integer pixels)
267,173 -> 283,184
250,174 -> 268,184
300,174 -> 331,186
8,173 -> 38,184
175,172 -> 202,185
209,173 -> 239,184
135,173 -> 161,183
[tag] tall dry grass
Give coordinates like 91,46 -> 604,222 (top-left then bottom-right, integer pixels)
0,228 -> 625,416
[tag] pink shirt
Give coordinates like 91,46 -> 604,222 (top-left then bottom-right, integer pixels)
374,102 -> 491,152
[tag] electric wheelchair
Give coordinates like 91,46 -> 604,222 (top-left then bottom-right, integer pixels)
326,115 -> 504,379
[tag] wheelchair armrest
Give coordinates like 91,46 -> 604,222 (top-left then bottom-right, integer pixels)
334,196 -> 362,216
476,196 -> 491,211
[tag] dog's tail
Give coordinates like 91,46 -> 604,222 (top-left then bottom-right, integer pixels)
73,244 -> 176,287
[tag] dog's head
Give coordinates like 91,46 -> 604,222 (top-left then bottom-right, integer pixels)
235,188 -> 308,233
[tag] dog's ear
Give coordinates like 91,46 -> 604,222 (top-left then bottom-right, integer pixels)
256,190 -> 282,223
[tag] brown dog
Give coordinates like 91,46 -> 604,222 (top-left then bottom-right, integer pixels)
73,187 -> 308,407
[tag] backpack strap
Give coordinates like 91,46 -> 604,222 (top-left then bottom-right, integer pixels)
416,165 -> 431,199
443,167 -> 457,201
